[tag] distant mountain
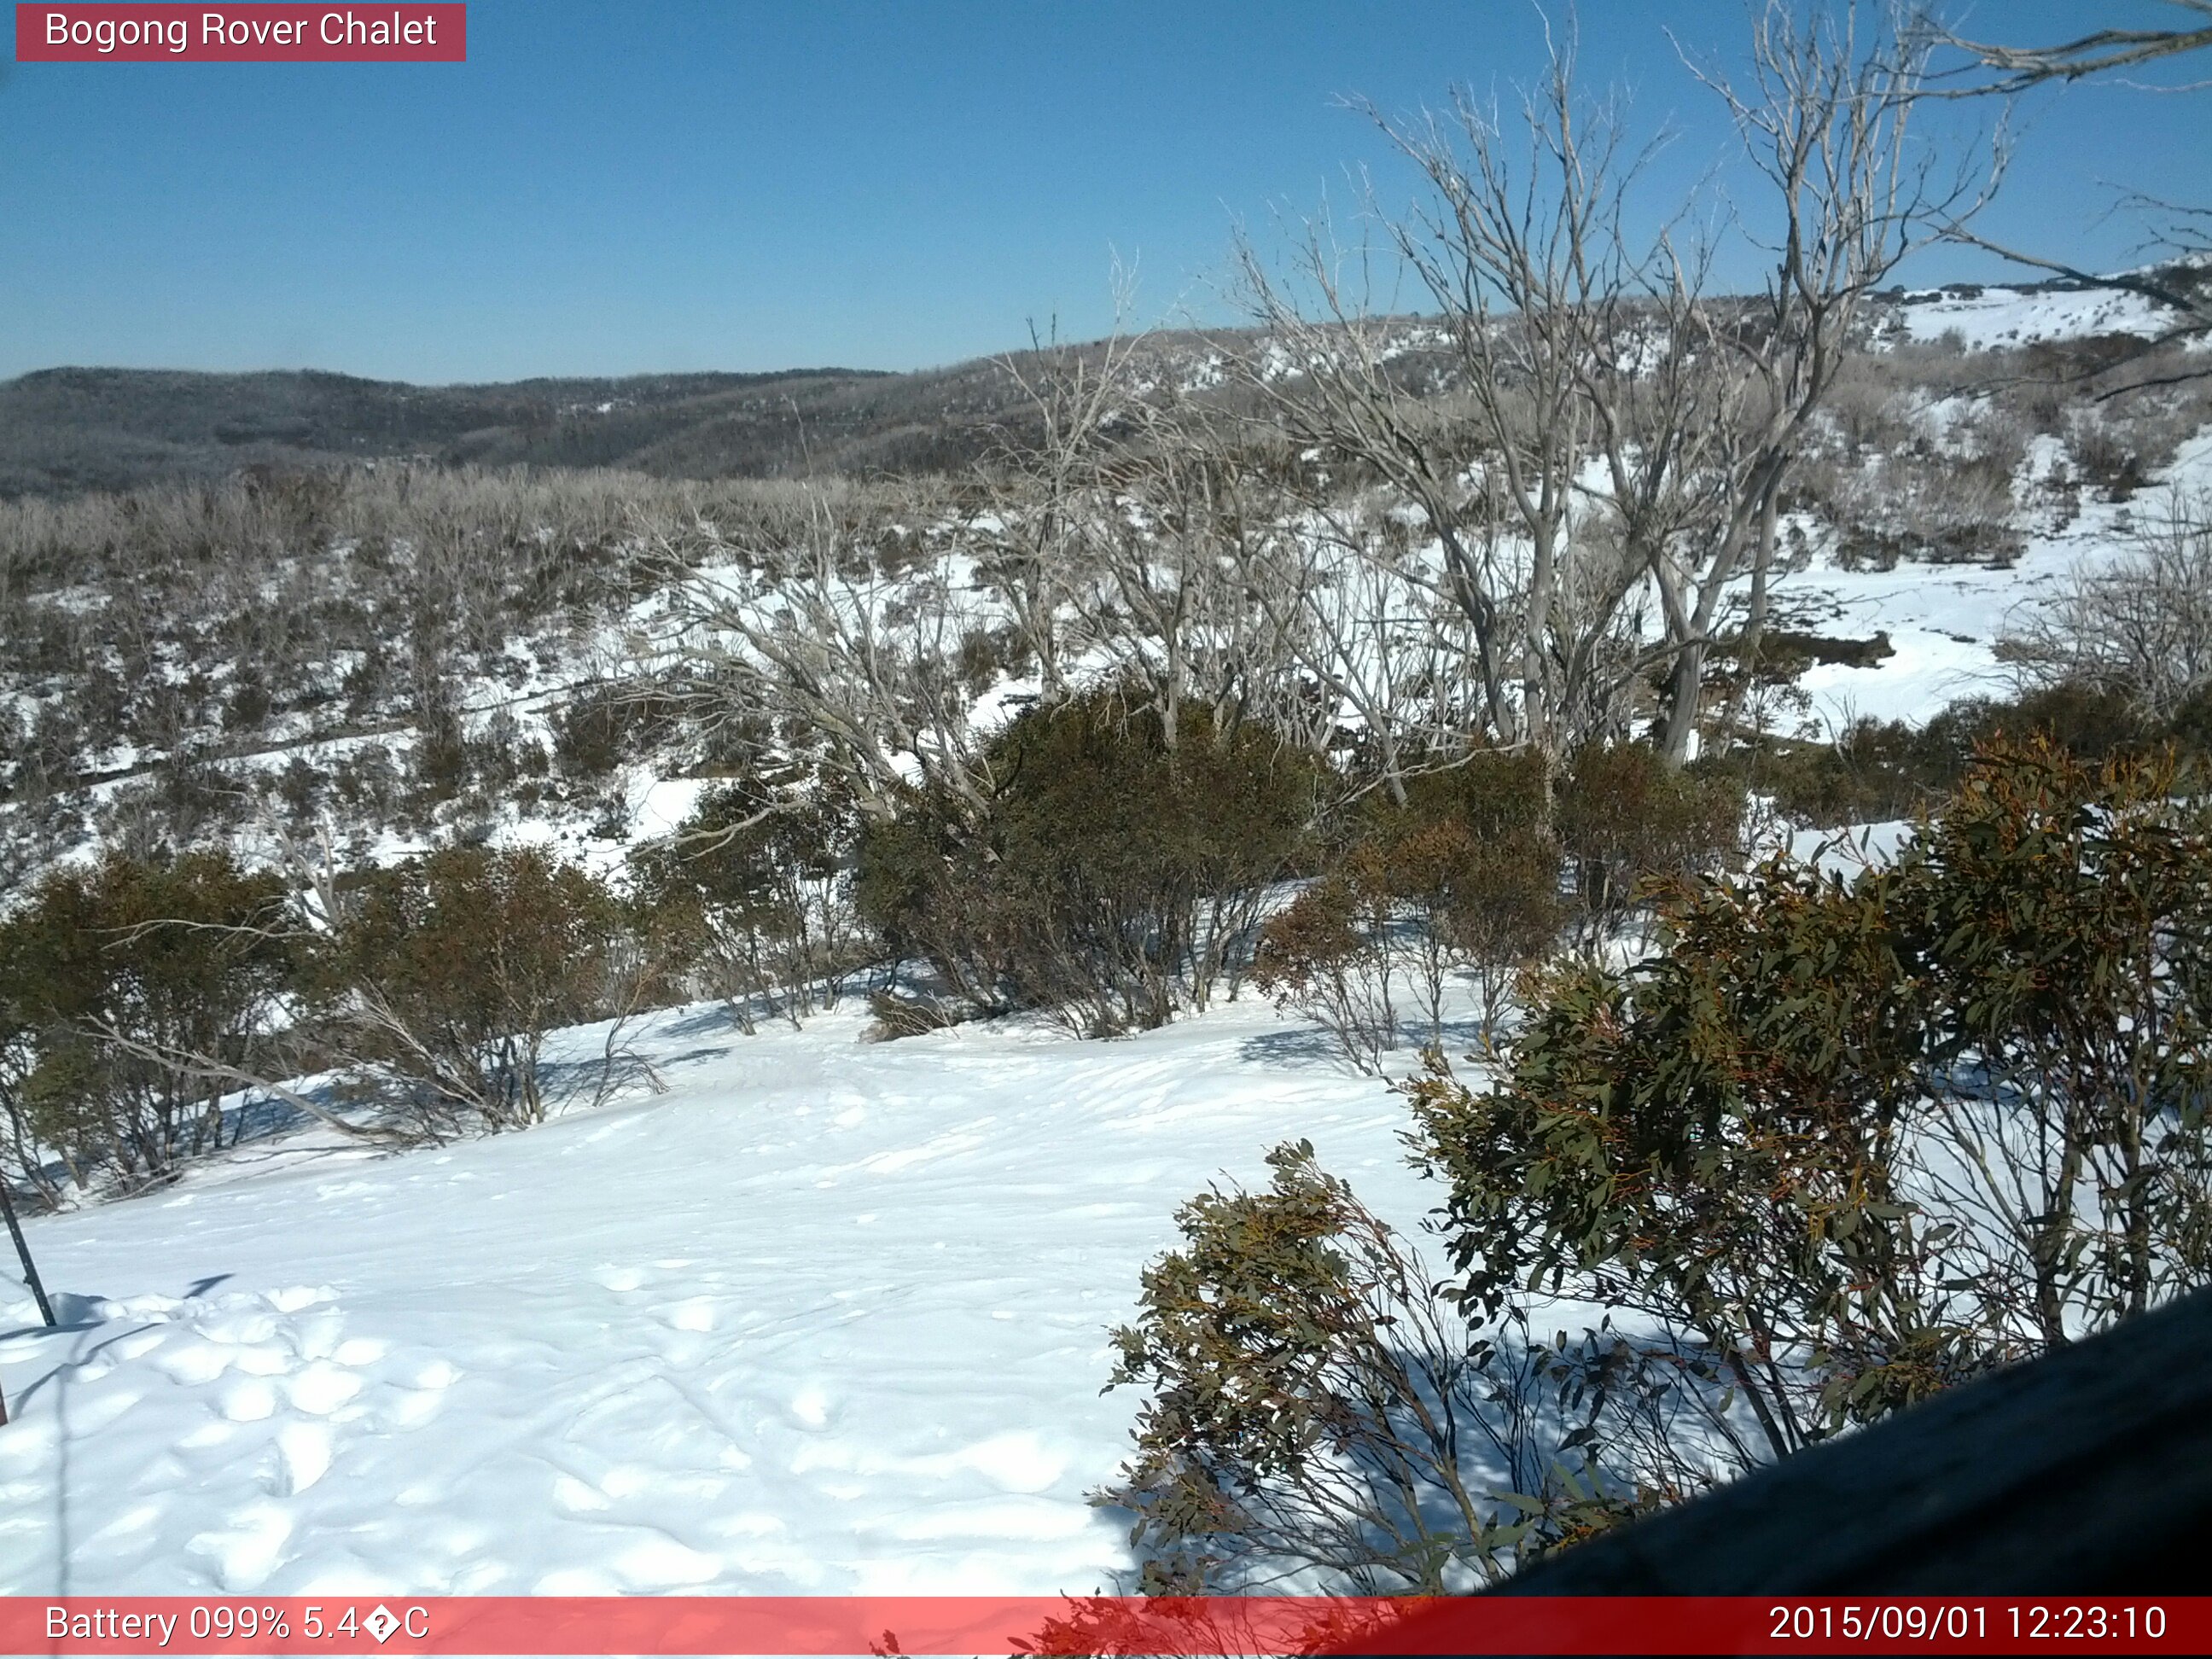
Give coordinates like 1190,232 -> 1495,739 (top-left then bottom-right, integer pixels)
0,360 -> 1058,498
6,269 -> 2197,499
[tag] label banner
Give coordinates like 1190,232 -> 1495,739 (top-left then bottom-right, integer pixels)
4,1595 -> 2206,1656
15,5 -> 466,62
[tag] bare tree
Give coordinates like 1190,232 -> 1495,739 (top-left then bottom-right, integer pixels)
1059,407 -> 1281,750
984,316 -> 1317,759
978,319 -> 1146,706
1656,0 -> 1998,762
1231,38 -> 1644,761
0,1164 -> 57,1420
1233,478 -> 1495,801
1227,11 -> 1981,775
1936,1 -> 2212,92
652,480 -> 1001,821
1,1175 -> 55,1327
1924,3 -> 2209,382
1997,490 -> 2212,717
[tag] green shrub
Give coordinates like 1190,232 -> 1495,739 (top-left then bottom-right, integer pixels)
1254,872 -> 1397,1072
853,778 -> 1022,1015
1412,736 -> 2212,1470
1749,681 -> 2194,830
1098,1141 -> 1659,1592
1354,748 -> 1553,847
1112,738 -> 2212,1593
1255,806 -> 1562,1068
0,851 -> 291,1190
1555,741 -> 1743,946
632,775 -> 866,1032
1442,832 -> 1564,1037
859,691 -> 1319,1033
551,687 -> 678,782
309,846 -> 626,1133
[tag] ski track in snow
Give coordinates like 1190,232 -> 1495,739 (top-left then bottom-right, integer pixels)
0,998 -> 1428,1596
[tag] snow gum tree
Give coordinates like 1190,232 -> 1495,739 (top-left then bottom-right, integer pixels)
1228,3 -> 1997,771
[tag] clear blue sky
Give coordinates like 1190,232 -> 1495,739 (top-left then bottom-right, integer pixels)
1,1 -> 2204,383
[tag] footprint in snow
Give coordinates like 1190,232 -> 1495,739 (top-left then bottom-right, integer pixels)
662,1297 -> 717,1333
276,1421 -> 334,1494
789,1385 -> 830,1429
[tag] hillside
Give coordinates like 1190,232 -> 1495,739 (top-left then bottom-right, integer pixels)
2,265 -> 2209,1599
4,269 -> 2197,503
0,364 -> 990,498
3,274 -> 2205,888
0,334 -> 1240,498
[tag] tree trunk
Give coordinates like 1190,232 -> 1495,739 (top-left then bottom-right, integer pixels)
1656,640 -> 1708,768
2,1175 -> 57,1332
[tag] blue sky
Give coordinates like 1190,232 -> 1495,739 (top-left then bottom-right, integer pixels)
1,1 -> 2204,382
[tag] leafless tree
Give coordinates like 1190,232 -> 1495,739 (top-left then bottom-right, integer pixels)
651,480 -> 1001,821
1229,10 -> 1985,774
1923,3 -> 2209,385
985,316 -> 1319,760
1935,1 -> 2212,92
1997,490 -> 2212,717
1060,406 -> 1284,750
978,319 -> 1146,706
1656,0 -> 1999,762
0,1157 -> 56,1417
1231,480 -> 1495,800
1231,39 -> 1642,761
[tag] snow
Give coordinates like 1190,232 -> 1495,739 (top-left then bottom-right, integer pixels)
628,777 -> 716,847
1894,283 -> 2174,349
1778,426 -> 2212,734
0,996 -> 1432,1596
4,273 -> 2208,1598
1782,818 -> 1915,874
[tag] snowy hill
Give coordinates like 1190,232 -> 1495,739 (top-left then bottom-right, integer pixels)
1887,281 -> 2176,349
3,263 -> 2210,1599
1783,426 -> 2212,728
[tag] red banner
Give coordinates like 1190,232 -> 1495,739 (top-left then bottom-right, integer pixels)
14,4 -> 465,62
2,1596 -> 2205,1655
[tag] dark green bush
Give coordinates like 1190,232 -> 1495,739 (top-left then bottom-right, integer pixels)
858,690 -> 1320,1033
1411,735 -> 2212,1481
1749,680 -> 2199,829
550,687 -> 675,781
632,774 -> 866,1032
1255,774 -> 1563,1068
310,845 -> 626,1132
0,851 -> 291,1192
1111,739 -> 2212,1592
1099,1140 -> 1635,1592
1555,741 -> 1743,946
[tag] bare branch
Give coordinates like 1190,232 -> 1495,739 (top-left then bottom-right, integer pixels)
1930,2 -> 2212,94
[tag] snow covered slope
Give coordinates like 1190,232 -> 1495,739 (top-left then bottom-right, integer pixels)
1891,282 -> 2174,349
1777,427 -> 2212,731
0,996 -> 1429,1596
